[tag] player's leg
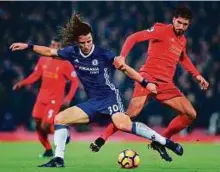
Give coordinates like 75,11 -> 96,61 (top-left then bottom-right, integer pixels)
162,95 -> 196,138
39,121 -> 54,157
111,112 -> 183,161
33,102 -> 53,157
53,106 -> 89,159
91,82 -> 150,151
90,96 -> 148,152
40,103 -> 62,158
149,83 -> 192,157
38,105 -> 90,167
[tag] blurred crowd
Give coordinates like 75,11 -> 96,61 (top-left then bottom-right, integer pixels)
0,1 -> 219,132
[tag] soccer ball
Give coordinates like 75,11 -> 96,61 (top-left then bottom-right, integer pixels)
118,149 -> 140,169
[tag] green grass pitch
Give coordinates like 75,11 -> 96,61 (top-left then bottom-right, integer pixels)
0,142 -> 220,172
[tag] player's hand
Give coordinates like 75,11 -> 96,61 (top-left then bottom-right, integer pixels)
146,83 -> 157,94
10,43 -> 28,51
13,81 -> 23,90
196,75 -> 209,90
113,56 -> 125,69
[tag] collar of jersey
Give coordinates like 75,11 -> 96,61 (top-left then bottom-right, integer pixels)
79,44 -> 95,58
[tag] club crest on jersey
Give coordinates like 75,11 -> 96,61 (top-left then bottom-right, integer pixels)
74,59 -> 79,63
92,59 -> 99,66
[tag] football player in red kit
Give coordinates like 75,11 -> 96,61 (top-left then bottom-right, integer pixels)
91,6 -> 209,161
13,39 -> 79,157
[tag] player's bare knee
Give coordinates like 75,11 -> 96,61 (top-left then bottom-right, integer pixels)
189,109 -> 197,120
186,108 -> 197,120
112,113 -> 132,132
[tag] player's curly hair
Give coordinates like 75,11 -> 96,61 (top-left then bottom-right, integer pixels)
59,13 -> 93,47
174,6 -> 193,21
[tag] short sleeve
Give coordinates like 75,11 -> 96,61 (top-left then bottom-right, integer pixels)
142,23 -> 166,40
105,50 -> 116,63
63,61 -> 77,79
57,46 -> 73,60
34,57 -> 44,72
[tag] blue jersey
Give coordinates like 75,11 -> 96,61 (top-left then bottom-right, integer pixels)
57,44 -> 118,99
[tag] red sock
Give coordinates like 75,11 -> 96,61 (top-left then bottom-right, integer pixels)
163,115 -> 193,139
101,123 -> 118,141
36,129 -> 52,150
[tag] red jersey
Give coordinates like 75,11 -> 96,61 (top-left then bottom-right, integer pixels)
21,56 -> 79,104
120,23 -> 200,83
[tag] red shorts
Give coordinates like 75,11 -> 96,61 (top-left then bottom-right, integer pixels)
132,73 -> 183,101
32,100 -> 61,124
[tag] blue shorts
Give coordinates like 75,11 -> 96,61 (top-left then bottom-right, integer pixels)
76,94 -> 125,122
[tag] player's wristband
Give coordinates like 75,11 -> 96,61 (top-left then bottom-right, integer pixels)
27,43 -> 34,50
140,79 -> 149,87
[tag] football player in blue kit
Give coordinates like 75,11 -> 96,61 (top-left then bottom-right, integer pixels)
10,14 -> 183,167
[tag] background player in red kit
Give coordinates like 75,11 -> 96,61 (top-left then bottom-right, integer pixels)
13,39 -> 79,157
91,6 -> 209,160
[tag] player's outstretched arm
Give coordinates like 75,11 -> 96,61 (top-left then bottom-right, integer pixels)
114,56 -> 157,94
13,72 -> 41,90
10,43 -> 58,57
120,31 -> 150,59
13,58 -> 42,90
120,25 -> 162,58
180,49 -> 209,90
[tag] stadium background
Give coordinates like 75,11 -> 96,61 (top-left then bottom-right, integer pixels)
0,1 -> 220,136
1,2 -> 220,172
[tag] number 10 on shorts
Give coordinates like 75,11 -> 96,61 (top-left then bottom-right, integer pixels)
108,104 -> 119,115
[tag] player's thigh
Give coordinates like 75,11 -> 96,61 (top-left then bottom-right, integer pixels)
111,112 -> 132,132
162,96 -> 197,120
127,82 -> 150,118
55,106 -> 89,125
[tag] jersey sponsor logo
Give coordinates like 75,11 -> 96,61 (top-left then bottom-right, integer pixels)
146,26 -> 155,32
168,45 -> 182,57
92,59 -> 99,66
78,66 -> 99,74
44,72 -> 58,79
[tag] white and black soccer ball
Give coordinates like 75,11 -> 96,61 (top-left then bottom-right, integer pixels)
118,149 -> 140,169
